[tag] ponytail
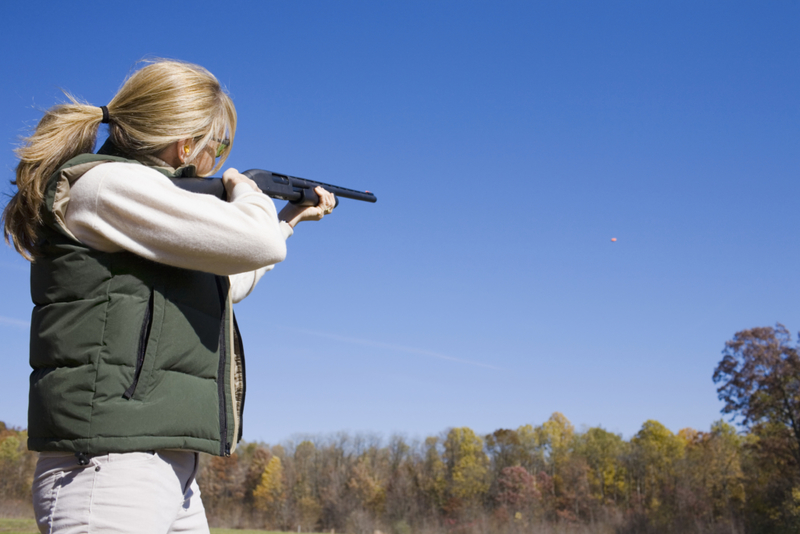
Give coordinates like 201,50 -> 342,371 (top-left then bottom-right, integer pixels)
3,59 -> 237,261
3,96 -> 104,260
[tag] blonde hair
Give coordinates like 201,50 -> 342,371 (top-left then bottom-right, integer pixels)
3,59 -> 237,260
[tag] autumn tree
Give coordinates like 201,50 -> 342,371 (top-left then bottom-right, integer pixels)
0,424 -> 36,503
347,452 -> 387,516
485,428 -> 524,475
442,427 -> 490,514
515,423 -> 547,476
290,440 -> 323,531
198,453 -> 246,524
713,324 -> 800,469
254,455 -> 285,512
496,465 -> 539,522
381,435 -> 418,530
677,421 -> 745,526
417,436 -> 447,513
539,413 -> 575,486
242,444 -> 273,505
573,427 -> 628,509
628,420 -> 685,526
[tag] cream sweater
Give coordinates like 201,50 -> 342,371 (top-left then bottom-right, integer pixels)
64,162 -> 293,303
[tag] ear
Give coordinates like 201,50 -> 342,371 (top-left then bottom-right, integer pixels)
176,138 -> 192,164
155,140 -> 190,169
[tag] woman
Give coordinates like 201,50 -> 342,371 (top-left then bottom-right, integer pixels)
2,59 -> 334,533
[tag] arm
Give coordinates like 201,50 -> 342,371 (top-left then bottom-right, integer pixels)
223,169 -> 335,302
66,162 -> 292,276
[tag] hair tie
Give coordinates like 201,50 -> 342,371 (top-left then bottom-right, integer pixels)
99,105 -> 110,124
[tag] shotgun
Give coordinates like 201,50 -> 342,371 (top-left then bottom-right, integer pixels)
171,169 -> 377,207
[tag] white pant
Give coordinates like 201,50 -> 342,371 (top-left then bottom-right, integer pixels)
32,450 -> 209,534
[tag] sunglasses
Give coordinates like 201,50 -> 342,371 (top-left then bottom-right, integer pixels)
213,138 -> 230,158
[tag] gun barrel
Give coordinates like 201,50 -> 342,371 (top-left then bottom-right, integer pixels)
244,170 -> 377,204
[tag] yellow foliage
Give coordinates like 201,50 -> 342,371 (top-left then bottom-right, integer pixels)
541,412 -> 574,456
0,436 -> 22,463
677,427 -> 699,446
444,427 -> 489,501
422,437 -> 447,508
788,487 -> 800,518
253,456 -> 284,511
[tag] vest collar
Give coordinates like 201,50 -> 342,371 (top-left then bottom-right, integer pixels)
96,139 -> 198,178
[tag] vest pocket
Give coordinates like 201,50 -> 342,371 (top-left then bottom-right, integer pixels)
123,288 -> 165,401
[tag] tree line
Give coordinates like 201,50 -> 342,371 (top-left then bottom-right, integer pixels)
1,324 -> 799,534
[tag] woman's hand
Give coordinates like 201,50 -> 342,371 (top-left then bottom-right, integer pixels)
279,186 -> 336,228
222,168 -> 261,198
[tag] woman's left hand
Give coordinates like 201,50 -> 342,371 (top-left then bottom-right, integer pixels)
279,186 -> 336,228
222,168 -> 261,198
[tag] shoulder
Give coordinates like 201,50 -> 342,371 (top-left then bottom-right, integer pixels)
68,161 -> 192,221
75,161 -> 177,194
81,161 -> 173,182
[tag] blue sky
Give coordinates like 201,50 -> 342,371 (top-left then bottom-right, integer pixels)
1,1 -> 799,444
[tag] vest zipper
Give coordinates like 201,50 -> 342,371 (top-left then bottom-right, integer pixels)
123,290 -> 154,400
215,277 -> 229,456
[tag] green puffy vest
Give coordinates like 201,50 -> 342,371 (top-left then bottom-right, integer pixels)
27,149 -> 244,456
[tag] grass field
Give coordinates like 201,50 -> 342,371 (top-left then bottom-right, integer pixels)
0,518 -> 36,534
0,518 -> 285,534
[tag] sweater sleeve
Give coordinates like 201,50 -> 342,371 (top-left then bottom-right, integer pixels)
65,162 -> 293,276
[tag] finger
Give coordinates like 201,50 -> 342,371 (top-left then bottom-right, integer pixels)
223,169 -> 260,193
247,176 -> 262,193
318,189 -> 335,213
320,199 -> 333,215
222,168 -> 241,185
